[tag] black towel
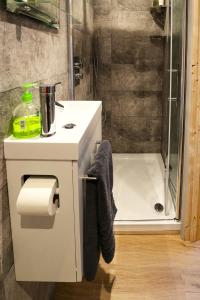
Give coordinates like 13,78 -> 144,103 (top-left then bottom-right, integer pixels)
83,179 -> 100,281
84,140 -> 117,280
87,140 -> 117,266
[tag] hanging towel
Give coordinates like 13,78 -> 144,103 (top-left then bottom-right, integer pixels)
84,140 -> 117,279
83,179 -> 100,281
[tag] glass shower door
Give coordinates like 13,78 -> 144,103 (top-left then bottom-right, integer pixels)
166,0 -> 186,219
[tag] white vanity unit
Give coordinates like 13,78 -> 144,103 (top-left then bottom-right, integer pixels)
4,101 -> 102,282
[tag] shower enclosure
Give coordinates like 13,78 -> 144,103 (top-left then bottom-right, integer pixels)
165,0 -> 186,220
68,0 -> 186,231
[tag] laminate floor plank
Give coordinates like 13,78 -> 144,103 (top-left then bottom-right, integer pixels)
54,235 -> 200,300
186,294 -> 200,300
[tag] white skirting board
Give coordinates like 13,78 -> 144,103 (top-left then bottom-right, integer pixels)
114,220 -> 181,233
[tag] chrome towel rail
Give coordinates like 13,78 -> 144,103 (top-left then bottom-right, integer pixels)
81,176 -> 97,181
80,141 -> 101,181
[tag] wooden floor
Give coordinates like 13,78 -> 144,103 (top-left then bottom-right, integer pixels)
54,235 -> 200,300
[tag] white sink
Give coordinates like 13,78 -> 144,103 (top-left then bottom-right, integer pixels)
4,101 -> 102,161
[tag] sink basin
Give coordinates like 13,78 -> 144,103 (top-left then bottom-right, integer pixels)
4,101 -> 102,161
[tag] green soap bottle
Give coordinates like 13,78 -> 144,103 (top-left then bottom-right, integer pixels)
12,83 -> 41,139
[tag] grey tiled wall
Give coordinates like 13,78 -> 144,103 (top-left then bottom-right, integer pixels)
0,1 -> 68,299
72,0 -> 94,100
94,0 -> 164,153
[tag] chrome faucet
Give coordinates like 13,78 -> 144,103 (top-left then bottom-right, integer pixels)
39,82 -> 61,137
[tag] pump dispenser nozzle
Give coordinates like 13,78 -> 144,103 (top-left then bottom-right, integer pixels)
21,83 -> 37,103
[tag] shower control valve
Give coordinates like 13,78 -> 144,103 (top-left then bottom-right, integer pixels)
74,61 -> 83,69
74,73 -> 83,80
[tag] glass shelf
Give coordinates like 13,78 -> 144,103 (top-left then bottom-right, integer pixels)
7,0 -> 60,29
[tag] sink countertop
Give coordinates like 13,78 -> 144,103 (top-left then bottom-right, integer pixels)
4,101 -> 102,161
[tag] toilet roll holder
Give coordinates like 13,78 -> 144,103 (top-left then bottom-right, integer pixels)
53,189 -> 60,208
17,176 -> 60,217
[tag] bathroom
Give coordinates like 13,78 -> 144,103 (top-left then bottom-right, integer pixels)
1,0 -> 200,299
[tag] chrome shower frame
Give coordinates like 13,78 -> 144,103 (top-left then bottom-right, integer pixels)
67,0 -> 75,100
165,0 -> 187,220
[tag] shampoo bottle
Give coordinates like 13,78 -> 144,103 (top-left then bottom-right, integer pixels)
12,83 -> 41,139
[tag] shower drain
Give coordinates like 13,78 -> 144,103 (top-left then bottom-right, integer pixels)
154,203 -> 164,213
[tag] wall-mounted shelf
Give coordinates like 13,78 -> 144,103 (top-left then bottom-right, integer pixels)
150,5 -> 167,30
7,0 -> 59,29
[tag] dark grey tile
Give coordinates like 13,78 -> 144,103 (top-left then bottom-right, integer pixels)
102,110 -> 112,141
73,29 -> 93,99
0,144 -> 7,190
96,90 -> 112,109
122,98 -> 144,117
73,0 -> 94,33
73,0 -> 84,26
73,23 -> 93,100
126,141 -> 161,153
143,93 -> 162,117
112,32 -> 164,70
112,91 -> 162,117
94,0 -> 112,16
0,185 -> 10,226
0,20 -> 5,78
112,0 -> 152,11
111,10 -> 162,35
0,92 -> 14,142
75,76 -> 89,100
96,64 -> 112,92
75,67 -> 93,100
102,125 -> 112,141
122,117 -> 152,142
94,18 -> 112,34
94,27 -> 111,39
94,36 -> 111,64
110,129 -> 128,153
0,185 -> 13,281
111,64 -> 163,92
73,29 -> 84,59
0,281 -> 4,300
110,114 -> 161,148
94,0 -> 112,29
110,95 -> 121,117
60,0 -> 66,12
85,0 -> 94,34
112,116 -> 148,142
83,35 -> 93,64
94,0 -> 111,6
72,0 -> 93,34
148,118 -> 162,142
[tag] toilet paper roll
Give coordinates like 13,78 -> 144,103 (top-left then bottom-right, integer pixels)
17,176 -> 57,217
